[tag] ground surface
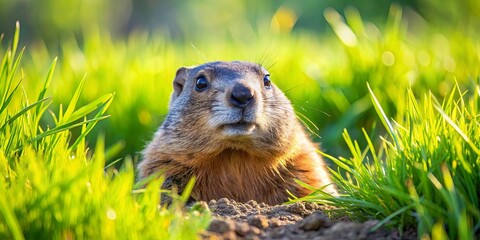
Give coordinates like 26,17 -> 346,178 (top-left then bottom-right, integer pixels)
198,198 -> 417,240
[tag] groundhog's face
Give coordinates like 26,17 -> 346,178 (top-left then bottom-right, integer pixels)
161,61 -> 296,155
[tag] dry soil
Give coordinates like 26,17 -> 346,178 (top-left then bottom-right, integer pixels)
197,198 -> 417,240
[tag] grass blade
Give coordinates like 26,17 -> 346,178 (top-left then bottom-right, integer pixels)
0,98 -> 52,131
69,93 -> 114,151
35,57 -> 57,116
27,115 -> 110,144
0,78 -> 22,115
367,83 -> 401,150
62,75 -> 86,123
434,105 -> 480,155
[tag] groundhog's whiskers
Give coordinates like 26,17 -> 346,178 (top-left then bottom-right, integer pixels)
255,48 -> 278,71
263,106 -> 322,139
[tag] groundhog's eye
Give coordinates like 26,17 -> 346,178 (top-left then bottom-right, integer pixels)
263,74 -> 271,88
195,76 -> 209,92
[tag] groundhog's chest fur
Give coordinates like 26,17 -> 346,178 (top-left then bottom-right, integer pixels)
191,149 -> 313,204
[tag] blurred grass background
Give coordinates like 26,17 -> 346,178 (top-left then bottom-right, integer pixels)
2,0 -> 479,161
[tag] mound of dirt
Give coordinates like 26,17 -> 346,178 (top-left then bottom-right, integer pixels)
198,198 -> 416,240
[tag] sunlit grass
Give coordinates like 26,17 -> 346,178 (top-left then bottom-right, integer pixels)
0,24 -> 210,240
302,83 -> 479,239
293,6 -> 479,240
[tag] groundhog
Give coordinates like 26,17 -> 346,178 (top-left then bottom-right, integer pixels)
138,61 -> 337,205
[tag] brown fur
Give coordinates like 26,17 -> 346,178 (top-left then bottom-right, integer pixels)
138,61 -> 337,205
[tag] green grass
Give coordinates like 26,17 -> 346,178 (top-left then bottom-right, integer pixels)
296,6 -> 478,240
0,3 -> 479,240
0,24 -> 210,240
299,83 -> 480,239
292,8 -> 480,239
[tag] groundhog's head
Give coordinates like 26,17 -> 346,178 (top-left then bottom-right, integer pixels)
149,61 -> 299,166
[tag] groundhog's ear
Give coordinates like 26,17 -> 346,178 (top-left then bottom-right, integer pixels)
173,67 -> 189,97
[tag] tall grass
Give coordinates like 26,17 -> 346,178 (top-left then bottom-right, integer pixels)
292,6 -> 480,239
305,83 -> 480,239
0,24 -> 209,239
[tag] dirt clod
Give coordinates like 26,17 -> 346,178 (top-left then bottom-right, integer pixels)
234,222 -> 251,236
207,219 -> 235,234
299,211 -> 330,231
247,215 -> 269,229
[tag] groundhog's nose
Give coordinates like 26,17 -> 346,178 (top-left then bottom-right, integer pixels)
230,83 -> 254,108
